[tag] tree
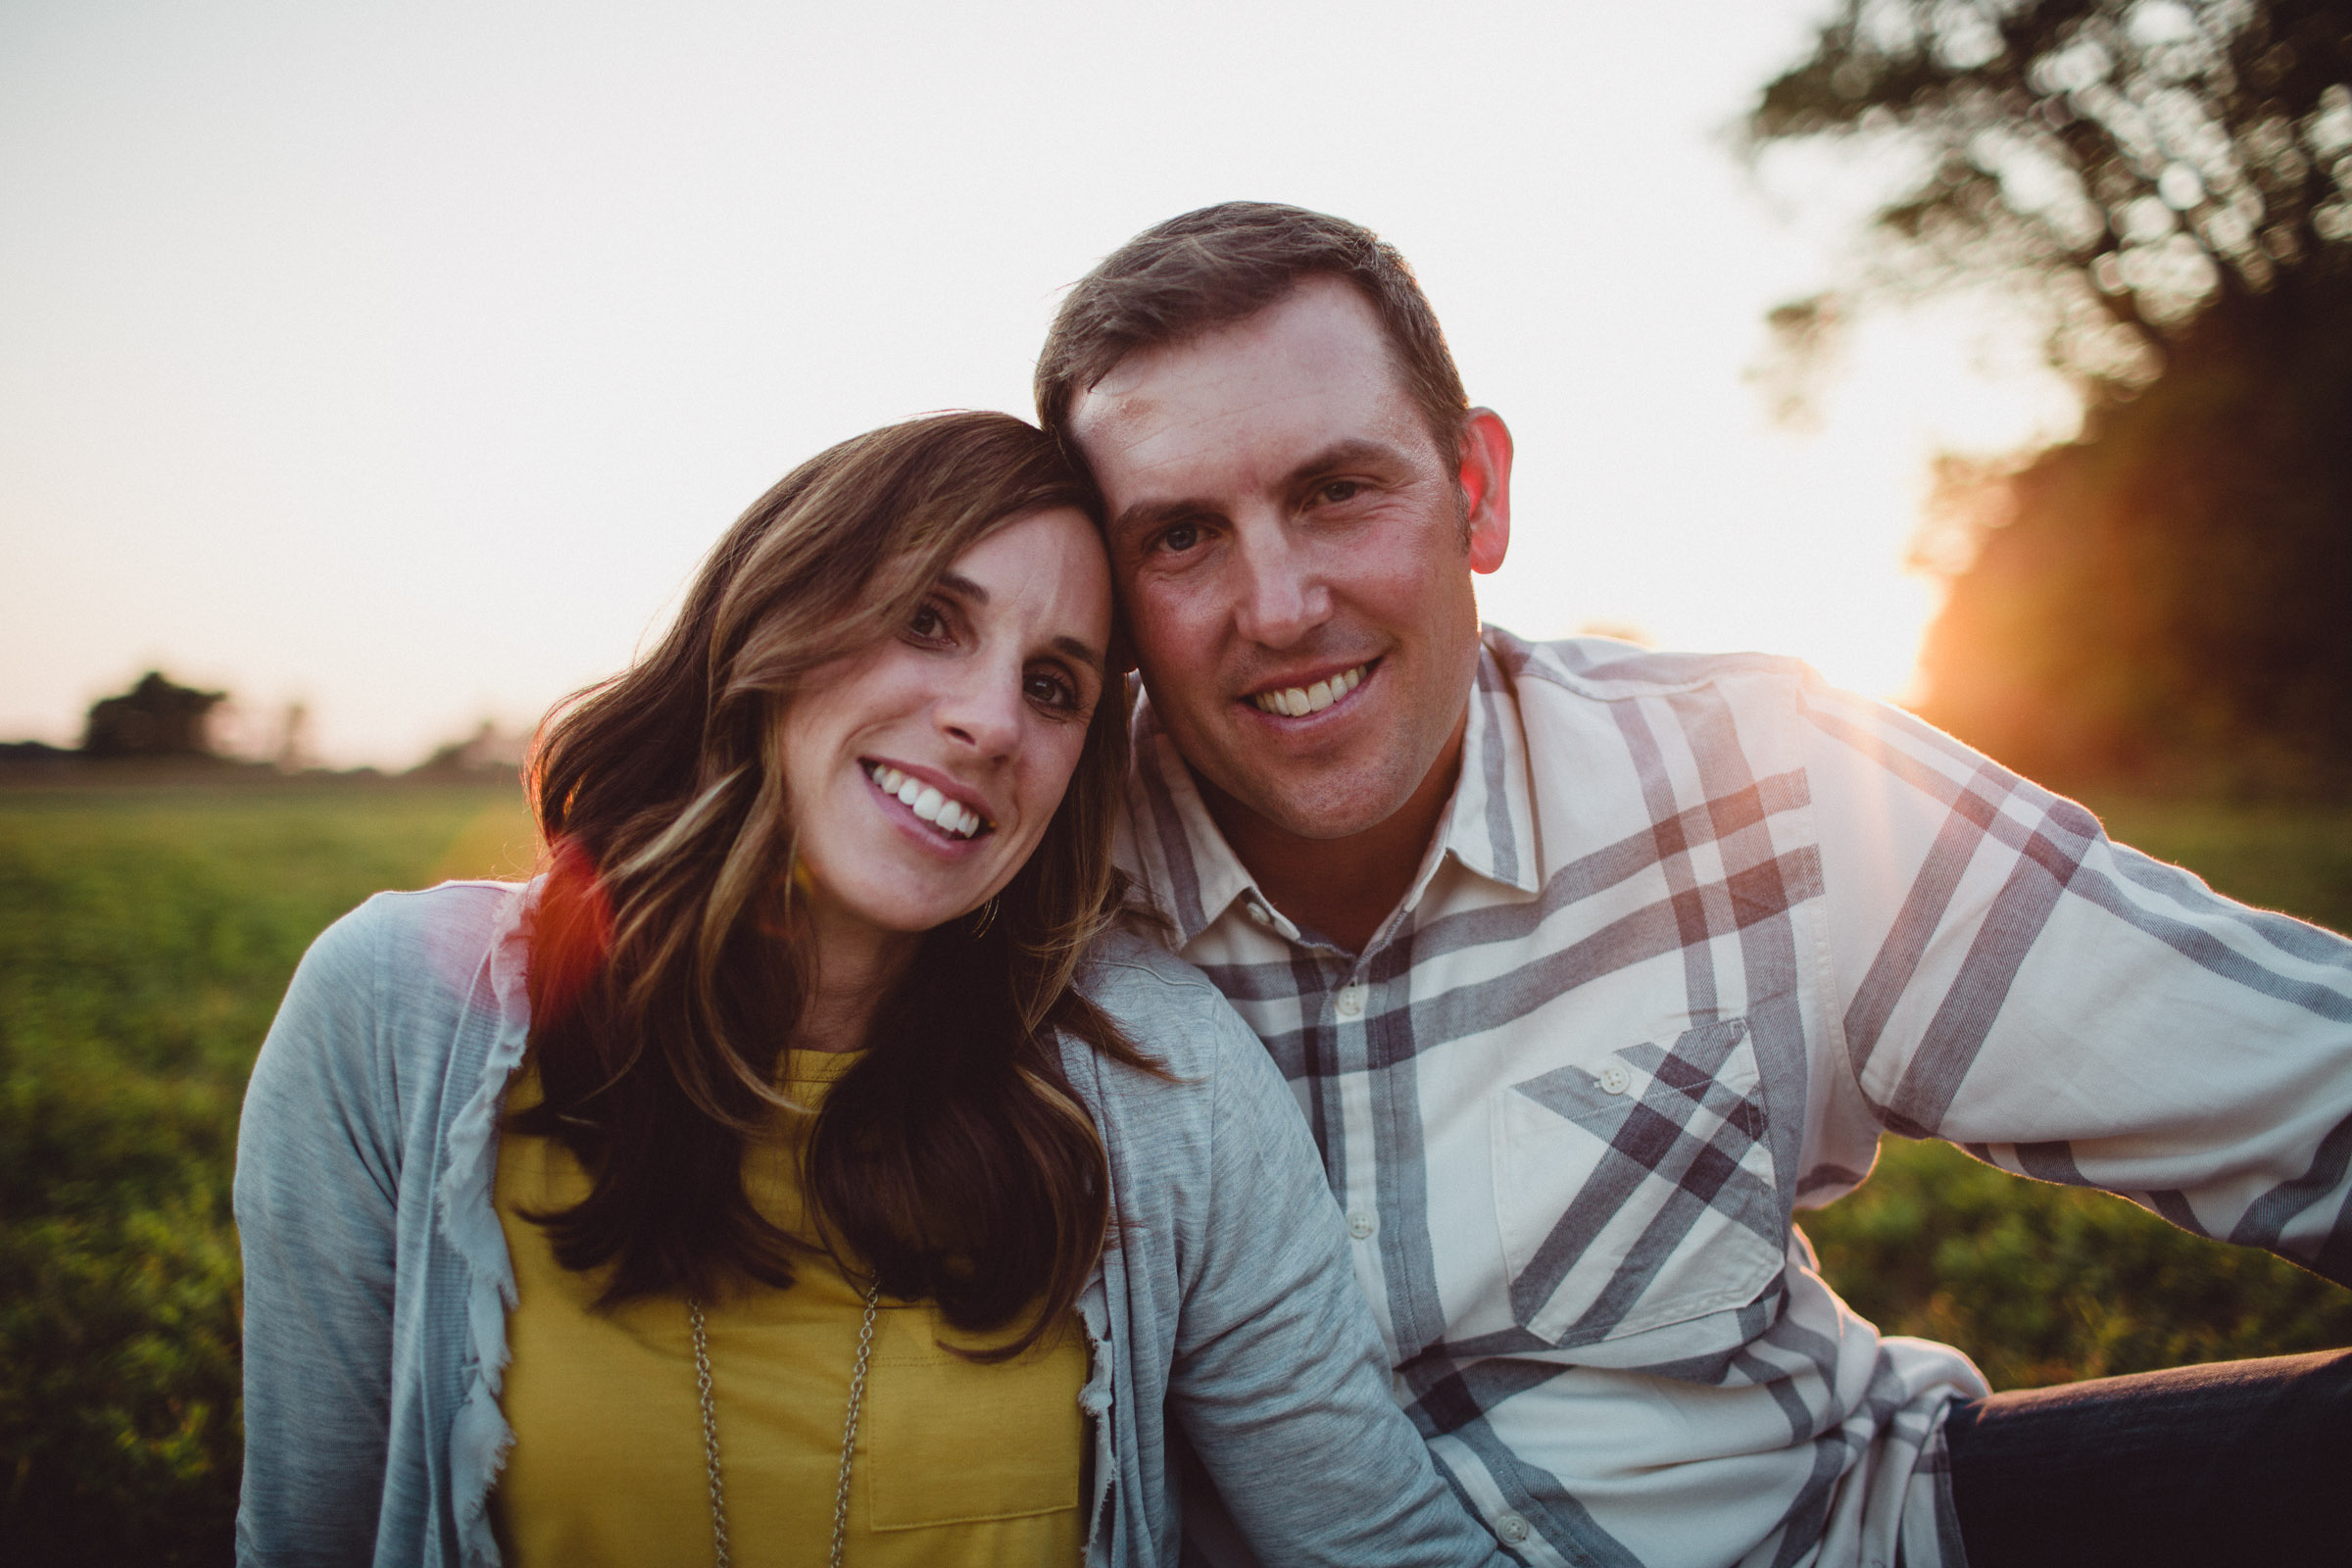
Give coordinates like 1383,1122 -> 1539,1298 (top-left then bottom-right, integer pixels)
80,673 -> 227,760
1749,0 -> 2352,787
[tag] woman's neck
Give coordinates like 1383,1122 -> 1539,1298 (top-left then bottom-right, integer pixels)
793,908 -> 921,1054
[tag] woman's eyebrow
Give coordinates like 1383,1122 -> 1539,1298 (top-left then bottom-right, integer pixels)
936,569 -> 987,603
1051,634 -> 1105,670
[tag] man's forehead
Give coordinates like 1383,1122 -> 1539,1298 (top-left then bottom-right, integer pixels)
1068,278 -> 1419,491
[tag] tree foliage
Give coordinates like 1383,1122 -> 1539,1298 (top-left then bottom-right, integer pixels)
1753,0 -> 2352,361
81,672 -> 228,760
1750,1 -> 2352,786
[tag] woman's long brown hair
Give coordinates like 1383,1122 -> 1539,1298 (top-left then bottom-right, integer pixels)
513,412 -> 1156,1355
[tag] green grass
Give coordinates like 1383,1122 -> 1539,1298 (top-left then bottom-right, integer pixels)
1798,790 -> 2352,1391
0,781 -> 535,1565
0,779 -> 2347,1561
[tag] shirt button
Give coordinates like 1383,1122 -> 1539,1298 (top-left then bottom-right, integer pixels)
1496,1512 -> 1531,1545
1335,983 -> 1366,1018
1247,901 -> 1272,926
1346,1210 -> 1377,1240
1598,1063 -> 1632,1096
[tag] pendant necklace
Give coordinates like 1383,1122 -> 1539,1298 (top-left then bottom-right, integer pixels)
689,1281 -> 881,1568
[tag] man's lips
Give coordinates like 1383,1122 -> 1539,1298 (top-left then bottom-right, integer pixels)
1246,661 -> 1371,718
861,760 -> 993,840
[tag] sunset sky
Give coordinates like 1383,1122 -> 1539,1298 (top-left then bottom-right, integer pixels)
1,0 -> 2082,767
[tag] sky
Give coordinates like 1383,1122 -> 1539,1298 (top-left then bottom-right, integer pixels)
0,0 -> 2082,767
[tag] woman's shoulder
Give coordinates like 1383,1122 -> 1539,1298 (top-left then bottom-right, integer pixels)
290,878 -> 533,1035
1074,923 -> 1250,1076
330,876 -> 520,935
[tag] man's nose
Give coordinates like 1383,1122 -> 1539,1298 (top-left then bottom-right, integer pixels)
1232,517 -> 1332,648
935,658 -> 1023,756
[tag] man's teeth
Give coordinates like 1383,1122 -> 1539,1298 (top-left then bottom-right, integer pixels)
1251,664 -> 1365,717
864,763 -> 987,838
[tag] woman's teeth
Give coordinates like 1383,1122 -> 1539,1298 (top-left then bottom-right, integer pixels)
1251,663 -> 1365,717
865,763 -> 987,838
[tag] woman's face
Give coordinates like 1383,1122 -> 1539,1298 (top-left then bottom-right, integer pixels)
778,506 -> 1112,943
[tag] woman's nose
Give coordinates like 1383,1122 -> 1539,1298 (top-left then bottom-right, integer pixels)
935,660 -> 1023,755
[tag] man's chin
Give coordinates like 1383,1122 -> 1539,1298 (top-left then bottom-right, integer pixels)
1212,766 -> 1425,847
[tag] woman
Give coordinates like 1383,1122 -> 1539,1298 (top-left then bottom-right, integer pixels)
234,413 -> 1506,1567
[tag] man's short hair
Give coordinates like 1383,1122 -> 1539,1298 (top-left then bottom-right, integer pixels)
1035,201 -> 1472,460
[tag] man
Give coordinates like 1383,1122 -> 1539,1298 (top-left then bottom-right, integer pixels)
1037,203 -> 2352,1568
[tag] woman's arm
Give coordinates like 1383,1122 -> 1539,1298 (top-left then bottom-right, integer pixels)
1165,999 -> 1512,1567
233,903 -> 404,1565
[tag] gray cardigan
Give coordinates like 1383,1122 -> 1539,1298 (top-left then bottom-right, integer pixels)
233,881 -> 1508,1566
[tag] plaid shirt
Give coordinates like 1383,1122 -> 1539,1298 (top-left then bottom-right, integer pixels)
1118,626 -> 2352,1568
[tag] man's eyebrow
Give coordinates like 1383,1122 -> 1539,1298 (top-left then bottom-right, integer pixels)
1106,494 -> 1216,539
1106,437 -> 1417,537
1284,437 -> 1412,486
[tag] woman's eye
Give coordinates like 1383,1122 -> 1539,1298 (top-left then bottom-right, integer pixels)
1024,670 -> 1082,711
906,602 -> 950,642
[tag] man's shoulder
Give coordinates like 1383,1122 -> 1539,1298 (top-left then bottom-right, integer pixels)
1484,625 -> 1816,705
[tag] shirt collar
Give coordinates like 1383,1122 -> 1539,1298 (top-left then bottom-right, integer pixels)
1118,632 -> 1543,951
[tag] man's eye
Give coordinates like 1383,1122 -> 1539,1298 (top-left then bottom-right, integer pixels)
1318,479 -> 1362,505
1158,522 -> 1200,554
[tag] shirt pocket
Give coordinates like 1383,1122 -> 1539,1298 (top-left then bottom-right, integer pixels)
1490,1017 -> 1783,1346
861,1307 -> 1086,1531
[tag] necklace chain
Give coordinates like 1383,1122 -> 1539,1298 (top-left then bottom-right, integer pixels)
690,1282 -> 881,1568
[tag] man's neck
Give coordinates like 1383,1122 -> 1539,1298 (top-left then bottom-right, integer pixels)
1199,710 -> 1466,956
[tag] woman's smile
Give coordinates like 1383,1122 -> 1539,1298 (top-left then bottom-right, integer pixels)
859,758 -> 995,844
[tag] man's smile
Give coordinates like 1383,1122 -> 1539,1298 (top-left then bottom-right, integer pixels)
1247,661 -> 1371,718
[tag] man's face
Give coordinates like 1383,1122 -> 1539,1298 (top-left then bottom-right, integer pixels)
1066,276 -> 1508,845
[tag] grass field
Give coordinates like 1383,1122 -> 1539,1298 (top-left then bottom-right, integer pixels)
0,780 -> 2347,1562
0,781 -> 535,1564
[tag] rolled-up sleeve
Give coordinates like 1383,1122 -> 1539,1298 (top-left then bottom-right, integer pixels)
1801,675 -> 2352,1285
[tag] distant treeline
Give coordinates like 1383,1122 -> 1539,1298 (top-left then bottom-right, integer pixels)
1,672 -> 523,781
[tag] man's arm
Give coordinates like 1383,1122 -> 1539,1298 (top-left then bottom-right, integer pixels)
1800,674 -> 2352,1283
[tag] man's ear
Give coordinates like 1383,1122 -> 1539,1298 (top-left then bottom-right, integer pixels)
1456,409 -> 1512,574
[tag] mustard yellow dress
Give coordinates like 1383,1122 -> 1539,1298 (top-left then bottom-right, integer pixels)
491,1050 -> 1087,1565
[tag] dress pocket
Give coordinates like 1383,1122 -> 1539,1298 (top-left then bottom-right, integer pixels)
1491,1017 -> 1783,1346
861,1307 -> 1086,1531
